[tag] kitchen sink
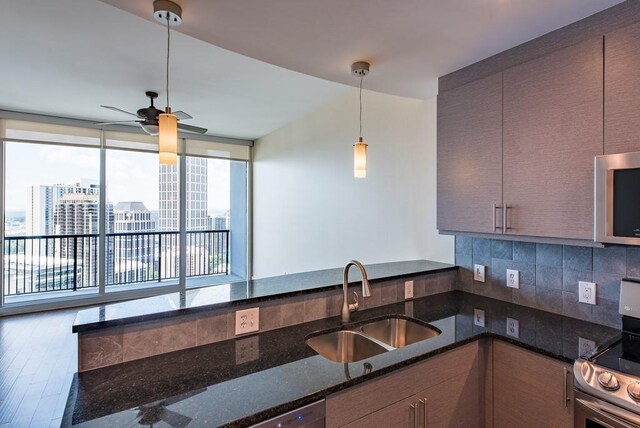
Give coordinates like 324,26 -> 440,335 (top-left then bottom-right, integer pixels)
357,316 -> 441,348
306,316 -> 441,363
305,330 -> 388,363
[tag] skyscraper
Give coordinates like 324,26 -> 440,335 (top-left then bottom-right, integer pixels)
26,180 -> 100,235
112,202 -> 156,283
158,157 -> 208,231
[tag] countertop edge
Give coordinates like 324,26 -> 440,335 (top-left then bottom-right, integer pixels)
221,332 -> 578,428
72,265 -> 458,333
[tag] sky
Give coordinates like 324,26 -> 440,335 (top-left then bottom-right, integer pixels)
5,142 -> 231,213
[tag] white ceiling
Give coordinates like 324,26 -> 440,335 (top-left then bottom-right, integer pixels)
101,0 -> 624,100
0,0 -> 349,140
0,0 -> 624,140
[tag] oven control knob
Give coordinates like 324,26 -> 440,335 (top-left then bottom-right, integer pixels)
628,382 -> 640,400
598,371 -> 620,391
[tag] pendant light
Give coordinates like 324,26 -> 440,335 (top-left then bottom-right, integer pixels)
154,0 -> 182,165
351,61 -> 370,178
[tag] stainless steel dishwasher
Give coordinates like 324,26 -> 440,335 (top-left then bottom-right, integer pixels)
250,400 -> 325,428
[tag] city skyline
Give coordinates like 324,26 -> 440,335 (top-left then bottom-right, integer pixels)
4,142 -> 231,213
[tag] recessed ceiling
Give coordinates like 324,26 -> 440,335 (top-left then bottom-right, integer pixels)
101,0 -> 624,99
0,0 -> 349,140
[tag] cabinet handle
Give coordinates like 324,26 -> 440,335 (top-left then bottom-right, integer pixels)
503,203 -> 511,231
563,367 -> 570,407
410,403 -> 417,428
493,204 -> 503,232
421,398 -> 428,427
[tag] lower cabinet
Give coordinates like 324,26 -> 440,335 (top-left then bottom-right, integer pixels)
326,339 -> 573,428
493,340 -> 573,428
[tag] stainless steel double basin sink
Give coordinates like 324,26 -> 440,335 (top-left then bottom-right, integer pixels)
305,316 -> 441,363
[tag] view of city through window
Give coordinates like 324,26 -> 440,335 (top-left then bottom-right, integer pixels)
4,140 -> 235,301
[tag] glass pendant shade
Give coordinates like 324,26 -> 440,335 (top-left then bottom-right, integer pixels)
158,112 -> 178,165
354,137 -> 368,178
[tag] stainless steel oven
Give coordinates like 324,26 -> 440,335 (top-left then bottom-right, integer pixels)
575,389 -> 640,427
595,151 -> 640,245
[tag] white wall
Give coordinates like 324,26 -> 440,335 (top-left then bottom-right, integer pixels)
252,89 -> 454,278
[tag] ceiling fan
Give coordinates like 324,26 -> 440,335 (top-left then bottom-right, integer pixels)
96,91 -> 207,136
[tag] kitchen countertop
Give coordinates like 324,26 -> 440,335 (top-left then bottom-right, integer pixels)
73,260 -> 456,333
63,290 -> 619,427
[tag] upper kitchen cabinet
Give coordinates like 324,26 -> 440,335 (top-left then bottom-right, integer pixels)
502,37 -> 604,240
437,73 -> 503,234
605,21 -> 640,154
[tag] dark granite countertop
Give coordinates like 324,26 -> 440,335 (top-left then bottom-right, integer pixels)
73,260 -> 456,333
63,291 -> 619,427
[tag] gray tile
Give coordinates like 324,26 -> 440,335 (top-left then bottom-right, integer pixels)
513,242 -> 536,263
562,292 -> 593,322
280,301 -> 305,326
511,284 -> 536,308
512,261 -> 535,286
491,240 -> 513,260
490,259 -> 512,287
455,252 -> 473,271
380,283 -> 397,305
122,322 -> 162,362
536,244 -> 563,267
455,236 -> 473,255
472,238 -> 492,266
535,288 -> 563,314
563,246 -> 592,271
259,303 -> 282,331
196,312 -> 229,345
563,269 -> 593,294
593,247 -> 627,275
536,265 -> 563,290
161,317 -> 197,353
303,296 -> 328,322
592,299 -> 622,329
628,248 -> 640,279
593,272 -> 623,302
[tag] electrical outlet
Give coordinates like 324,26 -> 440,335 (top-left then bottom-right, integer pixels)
474,264 -> 486,283
579,337 -> 596,357
474,309 -> 485,327
235,307 -> 259,335
506,317 -> 519,338
506,269 -> 520,289
235,335 -> 259,365
579,281 -> 597,305
404,280 -> 414,299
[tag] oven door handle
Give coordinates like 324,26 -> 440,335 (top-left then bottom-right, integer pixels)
576,397 -> 640,428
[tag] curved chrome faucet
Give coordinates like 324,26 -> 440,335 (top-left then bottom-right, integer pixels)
341,260 -> 371,323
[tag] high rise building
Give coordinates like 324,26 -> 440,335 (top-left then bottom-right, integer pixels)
26,180 -> 100,235
159,158 -> 208,277
158,157 -> 208,231
112,202 -> 156,283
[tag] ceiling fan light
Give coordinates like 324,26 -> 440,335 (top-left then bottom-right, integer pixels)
158,112 -> 178,165
141,123 -> 159,136
354,137 -> 367,178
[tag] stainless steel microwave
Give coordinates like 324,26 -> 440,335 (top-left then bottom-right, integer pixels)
595,151 -> 640,245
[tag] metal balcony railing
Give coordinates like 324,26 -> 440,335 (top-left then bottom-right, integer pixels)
3,230 -> 229,295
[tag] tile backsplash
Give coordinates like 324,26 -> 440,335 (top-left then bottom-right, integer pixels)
455,236 -> 640,329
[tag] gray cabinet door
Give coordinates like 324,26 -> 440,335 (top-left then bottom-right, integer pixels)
605,21 -> 640,155
437,73 -> 503,234
503,37 -> 604,240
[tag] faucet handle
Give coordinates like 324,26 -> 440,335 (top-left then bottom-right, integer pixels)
348,290 -> 359,313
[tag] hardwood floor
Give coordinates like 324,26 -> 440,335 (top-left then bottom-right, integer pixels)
0,308 -> 77,427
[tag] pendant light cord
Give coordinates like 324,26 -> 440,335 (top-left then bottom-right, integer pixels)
359,75 -> 363,138
166,12 -> 171,109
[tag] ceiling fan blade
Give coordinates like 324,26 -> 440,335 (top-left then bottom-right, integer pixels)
178,123 -> 207,134
173,111 -> 192,120
100,105 -> 142,118
95,120 -> 142,125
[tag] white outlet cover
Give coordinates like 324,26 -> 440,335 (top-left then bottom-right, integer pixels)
474,265 -> 486,283
235,307 -> 260,335
578,337 -> 597,357
404,280 -> 414,299
474,309 -> 485,327
579,281 -> 597,305
506,317 -> 519,338
506,269 -> 520,289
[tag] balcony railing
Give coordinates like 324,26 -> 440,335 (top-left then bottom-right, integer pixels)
3,230 -> 229,295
